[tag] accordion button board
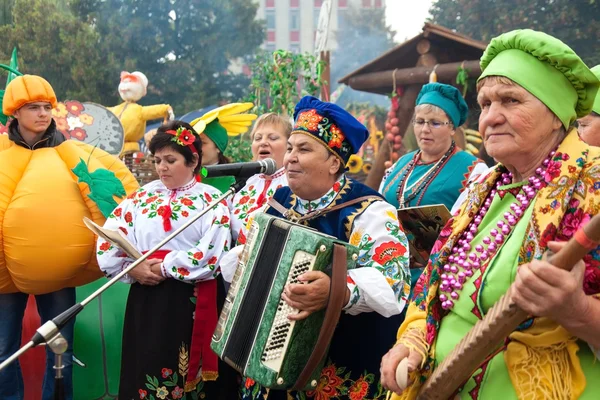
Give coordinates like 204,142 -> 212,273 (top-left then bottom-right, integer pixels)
261,253 -> 313,372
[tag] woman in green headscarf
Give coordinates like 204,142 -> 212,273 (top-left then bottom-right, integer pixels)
577,65 -> 600,146
380,29 -> 600,400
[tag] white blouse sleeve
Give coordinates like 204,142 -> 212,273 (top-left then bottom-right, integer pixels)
96,194 -> 139,284
161,200 -> 232,282
343,200 -> 411,317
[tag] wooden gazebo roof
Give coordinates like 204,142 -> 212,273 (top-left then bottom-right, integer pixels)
338,23 -> 488,95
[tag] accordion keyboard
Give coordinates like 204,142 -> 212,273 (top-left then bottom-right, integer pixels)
261,250 -> 316,372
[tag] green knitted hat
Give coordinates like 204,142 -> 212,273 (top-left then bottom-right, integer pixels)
479,29 -> 600,128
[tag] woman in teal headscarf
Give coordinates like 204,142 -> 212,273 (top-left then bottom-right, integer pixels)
380,83 -> 488,287
380,83 -> 487,212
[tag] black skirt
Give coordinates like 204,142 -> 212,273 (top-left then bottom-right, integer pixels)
119,277 -> 239,400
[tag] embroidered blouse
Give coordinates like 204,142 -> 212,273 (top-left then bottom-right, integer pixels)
228,167 -> 287,243
97,179 -> 232,284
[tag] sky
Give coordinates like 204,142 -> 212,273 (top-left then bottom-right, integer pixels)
385,0 -> 436,43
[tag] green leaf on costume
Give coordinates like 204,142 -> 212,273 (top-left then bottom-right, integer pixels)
72,158 -> 126,218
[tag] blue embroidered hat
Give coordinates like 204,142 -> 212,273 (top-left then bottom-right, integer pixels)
416,83 -> 469,127
292,96 -> 369,163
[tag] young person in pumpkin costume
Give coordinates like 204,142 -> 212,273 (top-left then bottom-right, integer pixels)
0,75 -> 138,400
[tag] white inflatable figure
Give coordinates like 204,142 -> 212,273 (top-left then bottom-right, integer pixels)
108,71 -> 173,156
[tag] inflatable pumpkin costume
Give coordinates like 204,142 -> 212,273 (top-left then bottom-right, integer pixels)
0,74 -> 138,399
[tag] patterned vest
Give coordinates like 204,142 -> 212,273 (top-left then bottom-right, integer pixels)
265,179 -> 404,389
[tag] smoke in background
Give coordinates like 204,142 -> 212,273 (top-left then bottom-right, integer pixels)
330,5 -> 395,108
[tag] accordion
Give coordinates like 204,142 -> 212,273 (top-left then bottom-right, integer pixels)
211,212 -> 359,390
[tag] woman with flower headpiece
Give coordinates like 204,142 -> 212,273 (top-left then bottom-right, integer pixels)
96,120 -> 235,399
380,29 -> 600,399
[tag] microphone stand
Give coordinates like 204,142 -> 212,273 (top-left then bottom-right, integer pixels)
0,178 -> 249,399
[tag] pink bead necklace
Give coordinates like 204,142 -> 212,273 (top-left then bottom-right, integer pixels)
438,150 -> 556,310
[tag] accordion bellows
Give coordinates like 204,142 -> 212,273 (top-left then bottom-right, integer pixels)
211,213 -> 359,390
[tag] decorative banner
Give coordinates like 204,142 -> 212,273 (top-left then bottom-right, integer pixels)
53,101 -> 125,156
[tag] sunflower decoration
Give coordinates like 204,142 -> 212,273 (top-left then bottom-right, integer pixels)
362,162 -> 372,174
190,103 -> 257,137
347,154 -> 363,174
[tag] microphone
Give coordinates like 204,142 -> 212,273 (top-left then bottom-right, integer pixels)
202,158 -> 277,178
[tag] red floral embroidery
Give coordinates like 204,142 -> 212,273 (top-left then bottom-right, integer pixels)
177,267 -> 190,277
113,208 -> 122,217
99,242 -> 111,251
220,215 -> 229,224
139,389 -> 147,399
157,205 -> 171,216
204,192 -> 213,202
193,251 -> 204,260
142,209 -> 148,214
118,227 -> 128,235
328,124 -> 345,149
373,242 -> 407,264
124,212 -> 133,223
146,196 -> 158,204
239,196 -> 250,205
171,386 -> 184,399
208,256 -> 218,265
245,377 -> 255,389
181,211 -> 189,217
161,368 -> 172,378
307,365 -> 343,399
332,182 -> 341,192
295,109 -> 323,131
348,376 -> 369,399
181,198 -> 193,206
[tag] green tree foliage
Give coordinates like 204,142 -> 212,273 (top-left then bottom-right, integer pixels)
0,0 -> 264,115
69,0 -> 264,113
0,0 -> 116,103
429,0 -> 600,66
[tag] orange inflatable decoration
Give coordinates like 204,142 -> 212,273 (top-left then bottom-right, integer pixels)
0,135 -> 139,294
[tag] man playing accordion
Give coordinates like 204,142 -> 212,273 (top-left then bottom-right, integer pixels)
236,96 -> 411,400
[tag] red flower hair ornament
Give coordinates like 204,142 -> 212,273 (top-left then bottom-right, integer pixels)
166,126 -> 198,154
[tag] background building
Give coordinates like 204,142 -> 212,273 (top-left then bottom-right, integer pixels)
256,0 -> 384,54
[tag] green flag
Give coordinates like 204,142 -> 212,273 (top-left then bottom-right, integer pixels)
0,47 -> 21,125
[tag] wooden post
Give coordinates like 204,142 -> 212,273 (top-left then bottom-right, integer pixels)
320,50 -> 331,101
364,84 -> 421,190
346,60 -> 481,91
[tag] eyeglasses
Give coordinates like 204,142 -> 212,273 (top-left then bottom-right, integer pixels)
413,119 -> 452,129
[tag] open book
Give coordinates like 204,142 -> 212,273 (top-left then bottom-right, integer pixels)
397,204 -> 451,268
83,217 -> 141,259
